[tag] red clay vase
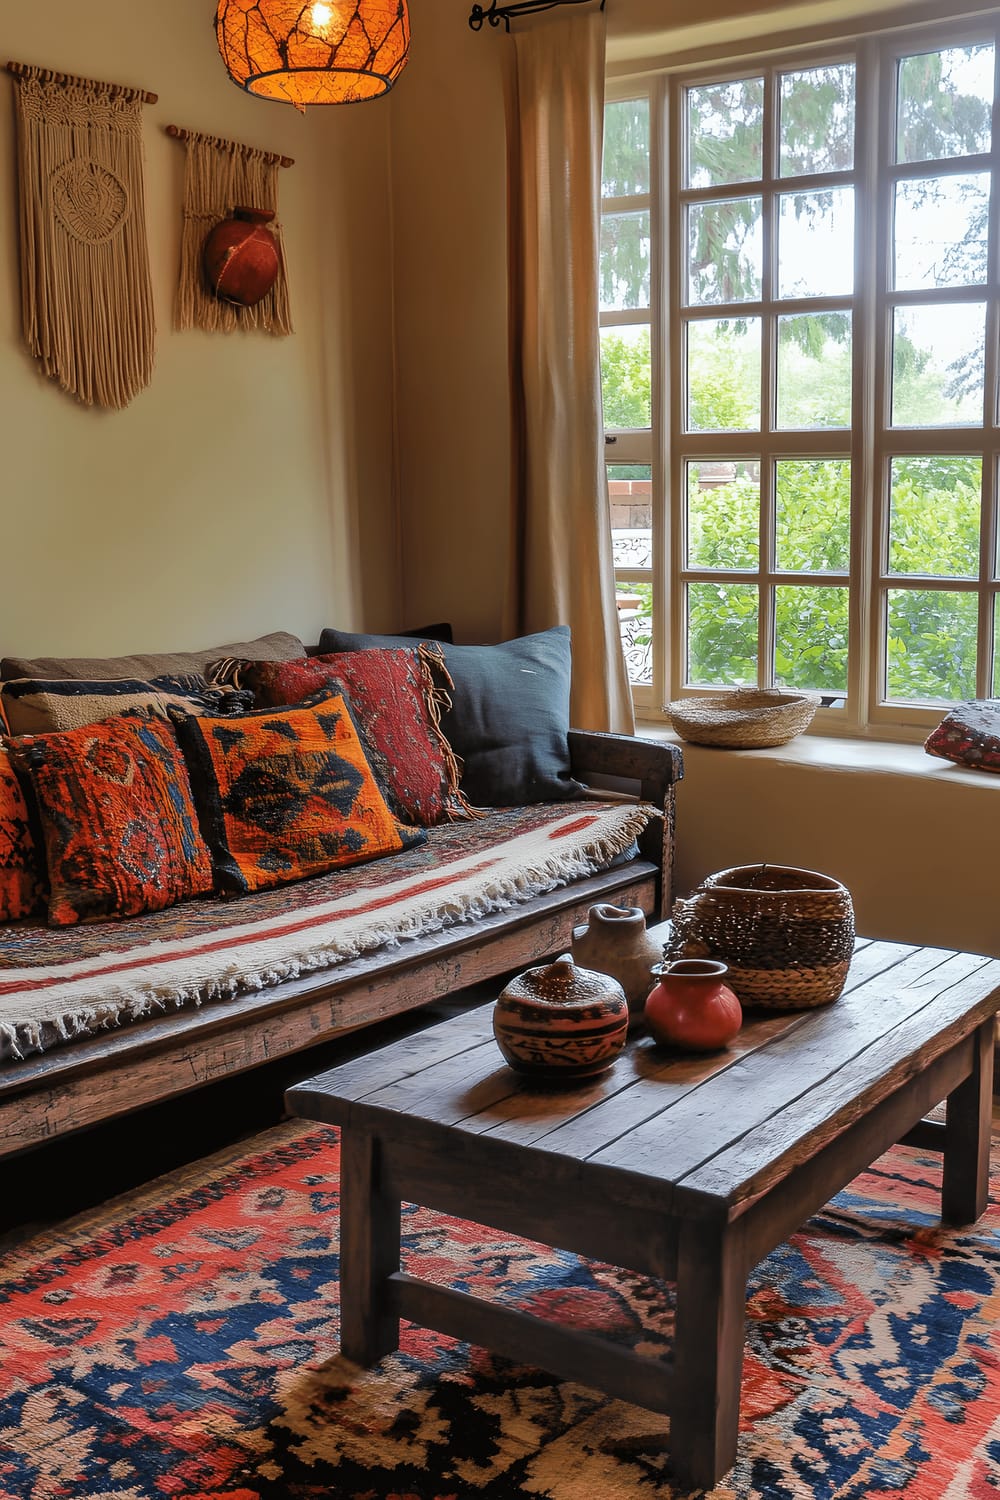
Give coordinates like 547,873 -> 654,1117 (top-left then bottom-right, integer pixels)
203,206 -> 280,307
644,958 -> 743,1052
493,954 -> 629,1082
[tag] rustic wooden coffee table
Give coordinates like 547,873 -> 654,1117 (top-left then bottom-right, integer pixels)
287,935 -> 1000,1490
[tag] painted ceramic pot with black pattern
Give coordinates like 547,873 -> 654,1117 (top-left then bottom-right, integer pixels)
493,954 -> 629,1082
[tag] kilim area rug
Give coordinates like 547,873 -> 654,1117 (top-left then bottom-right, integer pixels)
0,1121 -> 998,1500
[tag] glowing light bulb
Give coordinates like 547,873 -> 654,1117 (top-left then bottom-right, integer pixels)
311,2 -> 333,28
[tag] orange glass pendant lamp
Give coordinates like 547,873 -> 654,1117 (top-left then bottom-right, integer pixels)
215,0 -> 410,110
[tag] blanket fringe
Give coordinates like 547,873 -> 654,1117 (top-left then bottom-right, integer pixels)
415,641 -> 483,821
1,804 -> 658,1061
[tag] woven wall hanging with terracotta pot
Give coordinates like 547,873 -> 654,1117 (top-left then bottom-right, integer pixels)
171,128 -> 293,336
9,65 -> 156,409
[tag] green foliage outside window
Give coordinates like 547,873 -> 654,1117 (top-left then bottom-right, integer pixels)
602,326 -> 985,700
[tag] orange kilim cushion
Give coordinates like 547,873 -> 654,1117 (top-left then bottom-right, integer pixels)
170,693 -> 426,895
210,646 -> 470,827
7,714 -> 214,927
0,747 -> 46,922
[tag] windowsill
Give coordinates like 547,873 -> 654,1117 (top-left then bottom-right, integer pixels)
634,721 -> 1000,789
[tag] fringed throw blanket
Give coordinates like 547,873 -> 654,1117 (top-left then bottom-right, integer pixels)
0,800 -> 654,1061
174,130 -> 292,335
12,69 -> 155,410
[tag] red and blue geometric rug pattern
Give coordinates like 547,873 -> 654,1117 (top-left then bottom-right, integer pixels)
0,1122 -> 997,1499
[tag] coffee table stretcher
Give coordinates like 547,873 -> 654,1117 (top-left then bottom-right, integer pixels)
289,939 -> 999,1492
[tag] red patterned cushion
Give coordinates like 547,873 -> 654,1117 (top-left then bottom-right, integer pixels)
0,748 -> 46,921
924,700 -> 1000,773
212,647 -> 470,827
170,694 -> 426,895
7,715 -> 214,926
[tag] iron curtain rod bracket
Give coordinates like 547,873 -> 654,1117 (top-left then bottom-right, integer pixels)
469,0 -> 603,34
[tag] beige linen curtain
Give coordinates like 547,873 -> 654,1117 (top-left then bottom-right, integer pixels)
504,6 -> 634,734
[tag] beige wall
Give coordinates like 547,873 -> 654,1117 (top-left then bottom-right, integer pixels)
390,0 -> 512,642
1,0 -> 397,661
665,738 -> 1000,959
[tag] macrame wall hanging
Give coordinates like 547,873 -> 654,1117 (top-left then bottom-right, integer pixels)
171,128 -> 293,336
9,64 -> 156,410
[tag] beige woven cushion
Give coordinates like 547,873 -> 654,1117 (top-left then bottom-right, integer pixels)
0,675 -> 253,736
1,631 -> 306,683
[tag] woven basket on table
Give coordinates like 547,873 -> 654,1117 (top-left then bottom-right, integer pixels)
665,863 -> 855,1010
665,689 -> 820,748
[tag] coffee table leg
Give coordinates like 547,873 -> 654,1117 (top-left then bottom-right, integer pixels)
671,1217 -> 747,1490
942,1018 -> 994,1226
339,1127 -> 401,1364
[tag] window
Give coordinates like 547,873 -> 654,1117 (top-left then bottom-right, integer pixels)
602,15 -> 1000,735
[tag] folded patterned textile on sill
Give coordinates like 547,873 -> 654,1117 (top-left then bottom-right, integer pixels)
0,800 -> 655,1062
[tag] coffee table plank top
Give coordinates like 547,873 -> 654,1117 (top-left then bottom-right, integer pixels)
589,946 -> 995,1181
288,939 -> 1000,1218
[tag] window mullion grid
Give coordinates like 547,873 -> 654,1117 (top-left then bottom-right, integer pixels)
870,18 -> 999,723
977,24 -> 1000,698
667,79 -> 687,702
757,64 -> 780,689
848,35 -> 881,731
648,75 -> 669,711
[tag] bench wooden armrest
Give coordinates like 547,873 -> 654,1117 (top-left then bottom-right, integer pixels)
568,730 -> 684,919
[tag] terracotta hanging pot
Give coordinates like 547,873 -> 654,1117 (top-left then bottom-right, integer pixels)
493,954 -> 629,1082
644,958 -> 743,1053
203,206 -> 280,307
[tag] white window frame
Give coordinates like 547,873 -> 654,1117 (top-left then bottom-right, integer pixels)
604,9 -> 1000,740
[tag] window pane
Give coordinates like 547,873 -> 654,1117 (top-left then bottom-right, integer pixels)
776,459 -> 851,572
601,325 -> 651,429
888,456 -> 982,578
779,64 -> 855,176
608,464 -> 652,568
774,585 -> 849,692
894,175 -> 990,290
619,580 -> 653,686
886,588 -> 978,700
777,188 -> 855,299
686,460 -> 760,569
891,304 -> 985,426
688,197 -> 763,304
600,210 -> 651,312
687,583 -> 758,686
603,99 -> 650,196
776,313 -> 852,428
687,318 -> 761,431
995,597 -> 1000,696
687,78 -> 764,188
897,46 -> 994,164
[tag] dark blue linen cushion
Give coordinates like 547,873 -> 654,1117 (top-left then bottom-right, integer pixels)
317,625 -> 583,806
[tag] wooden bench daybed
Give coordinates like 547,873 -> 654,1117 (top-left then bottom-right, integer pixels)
0,731 -> 682,1169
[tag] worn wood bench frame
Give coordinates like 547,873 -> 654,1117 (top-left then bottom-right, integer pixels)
0,731 -> 682,1166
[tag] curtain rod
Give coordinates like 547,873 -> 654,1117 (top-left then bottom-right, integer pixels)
469,0 -> 604,34
5,59 -> 157,103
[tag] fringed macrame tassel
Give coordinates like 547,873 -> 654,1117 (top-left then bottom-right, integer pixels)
174,131 -> 293,336
12,70 -> 155,409
416,642 -> 485,821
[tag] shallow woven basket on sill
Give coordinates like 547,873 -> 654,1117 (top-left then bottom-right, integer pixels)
665,863 -> 855,1011
665,689 -> 820,748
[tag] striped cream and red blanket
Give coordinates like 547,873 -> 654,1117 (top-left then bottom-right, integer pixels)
0,800 -> 654,1061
